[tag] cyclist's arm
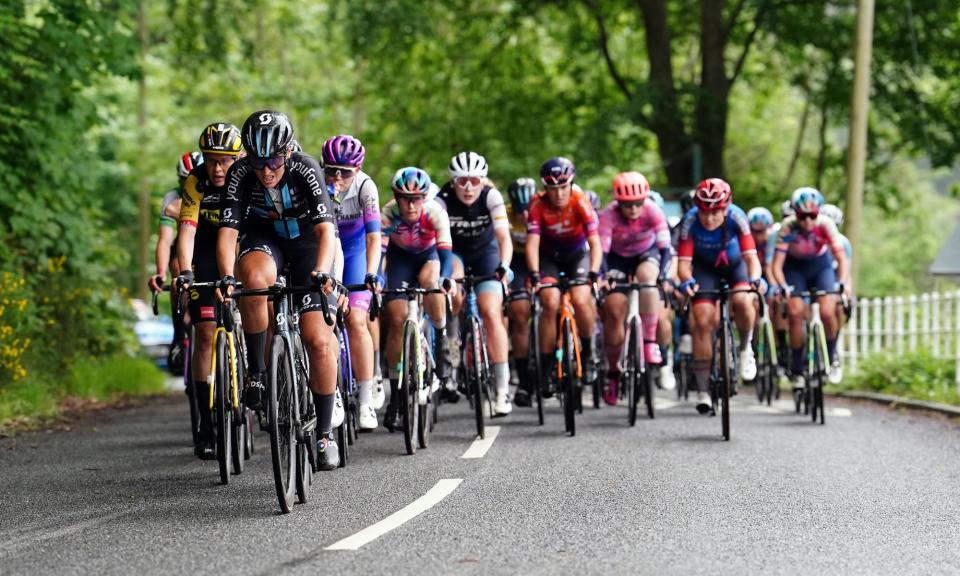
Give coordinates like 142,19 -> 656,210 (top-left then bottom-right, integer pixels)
744,251 -> 762,283
526,234 -> 540,273
833,248 -> 850,290
678,259 -> 693,283
488,188 -> 513,265
176,222 -> 197,276
361,178 -> 383,275
217,227 -> 239,279
177,176 -> 203,275
587,234 -> 603,273
155,225 -> 173,280
771,250 -> 787,288
315,221 -> 338,275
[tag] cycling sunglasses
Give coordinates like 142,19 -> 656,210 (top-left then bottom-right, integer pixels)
455,176 -> 482,188
797,212 -> 819,220
619,200 -> 644,209
249,155 -> 285,171
396,194 -> 426,204
325,165 -> 357,180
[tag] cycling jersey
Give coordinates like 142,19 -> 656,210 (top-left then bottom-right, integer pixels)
775,215 -> 845,260
221,152 -> 336,239
527,188 -> 599,256
159,189 -> 180,228
598,200 -> 670,258
332,171 -> 381,256
677,205 -> 756,268
381,198 -> 453,255
434,183 -> 509,259
506,203 -> 528,250
180,165 -> 225,230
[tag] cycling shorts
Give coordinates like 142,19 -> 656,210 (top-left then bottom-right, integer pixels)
691,258 -> 749,304
384,244 -> 438,303
238,227 -> 335,316
540,248 -> 590,282
187,226 -> 218,324
453,243 -> 501,297
605,248 -> 660,282
342,249 -> 372,312
508,253 -> 530,301
783,252 -> 836,296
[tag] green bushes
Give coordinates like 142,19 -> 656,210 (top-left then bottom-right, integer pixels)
840,348 -> 959,405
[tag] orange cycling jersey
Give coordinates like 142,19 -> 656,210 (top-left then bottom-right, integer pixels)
526,188 -> 599,255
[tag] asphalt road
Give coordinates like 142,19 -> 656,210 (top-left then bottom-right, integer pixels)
2,386 -> 959,576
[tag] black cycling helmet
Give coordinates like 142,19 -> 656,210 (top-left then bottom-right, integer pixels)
241,110 -> 294,158
198,122 -> 242,156
507,177 -> 536,212
680,189 -> 696,215
539,157 -> 576,186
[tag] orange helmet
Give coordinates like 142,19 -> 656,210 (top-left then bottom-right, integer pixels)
612,171 -> 650,203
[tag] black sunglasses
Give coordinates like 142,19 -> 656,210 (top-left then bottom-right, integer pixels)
250,155 -> 285,171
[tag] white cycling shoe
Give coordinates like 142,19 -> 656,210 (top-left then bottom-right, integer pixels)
695,391 -> 712,415
494,392 -> 513,417
331,387 -> 345,429
739,347 -> 757,381
828,360 -> 843,385
372,380 -> 386,410
358,403 -> 378,432
659,367 -> 676,391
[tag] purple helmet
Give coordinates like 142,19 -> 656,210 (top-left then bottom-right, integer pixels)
322,135 -> 366,168
540,157 -> 576,186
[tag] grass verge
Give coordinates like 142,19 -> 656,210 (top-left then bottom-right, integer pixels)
829,347 -> 959,406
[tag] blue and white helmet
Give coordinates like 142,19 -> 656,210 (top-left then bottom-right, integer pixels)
747,207 -> 774,229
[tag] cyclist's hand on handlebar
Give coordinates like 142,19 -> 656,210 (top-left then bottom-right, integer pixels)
311,271 -> 334,294
149,274 -> 165,293
528,271 -> 541,294
751,277 -> 768,296
678,278 -> 697,298
216,274 -> 237,302
174,270 -> 194,293
440,277 -> 455,294
495,262 -> 513,285
364,272 -> 384,294
659,276 -> 675,296
588,271 -> 601,285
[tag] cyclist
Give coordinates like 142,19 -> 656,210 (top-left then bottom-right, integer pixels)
772,188 -> 850,386
380,167 -> 454,432
747,207 -> 778,285
821,203 -> 853,331
151,152 -> 202,372
598,172 -> 672,406
437,151 -> 514,416
647,190 -> 677,391
321,135 -> 383,432
174,127 -> 241,459
526,157 -> 602,395
505,177 -> 537,406
677,178 -> 763,414
217,110 -> 342,470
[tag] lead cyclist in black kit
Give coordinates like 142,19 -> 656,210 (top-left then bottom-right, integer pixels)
216,110 -> 343,471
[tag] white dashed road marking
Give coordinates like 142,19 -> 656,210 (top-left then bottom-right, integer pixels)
325,479 -> 464,551
461,426 -> 501,459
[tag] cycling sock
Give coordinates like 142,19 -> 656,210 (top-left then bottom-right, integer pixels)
493,362 -> 510,394
692,360 -> 711,393
739,328 -> 754,352
195,380 -> 212,432
660,345 -> 670,366
777,330 -> 789,367
315,393 -> 334,435
580,336 -> 592,363
432,315 -> 445,330
358,379 -> 373,405
373,350 -> 382,379
827,338 -> 838,362
540,353 -> 554,379
515,357 -> 529,390
245,331 -> 267,375
641,313 -> 658,342
791,347 -> 804,376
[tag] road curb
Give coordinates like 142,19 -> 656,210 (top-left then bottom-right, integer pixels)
827,389 -> 960,418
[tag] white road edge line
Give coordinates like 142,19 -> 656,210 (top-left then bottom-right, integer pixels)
461,426 -> 500,459
325,479 -> 464,551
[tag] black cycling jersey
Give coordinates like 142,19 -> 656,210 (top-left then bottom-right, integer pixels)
221,152 -> 336,239
435,183 -> 504,258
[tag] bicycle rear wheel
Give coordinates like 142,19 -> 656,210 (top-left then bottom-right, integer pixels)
417,333 -> 431,449
466,317 -> 485,439
336,353 -> 349,467
812,326 -> 826,425
230,334 -> 245,475
561,318 -> 577,436
214,331 -> 232,484
184,333 -> 200,447
627,319 -> 639,427
268,336 -> 296,513
400,323 -> 419,455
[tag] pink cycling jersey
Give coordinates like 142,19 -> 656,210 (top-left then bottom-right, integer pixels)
381,198 -> 452,254
599,200 -> 671,257
775,214 -> 844,260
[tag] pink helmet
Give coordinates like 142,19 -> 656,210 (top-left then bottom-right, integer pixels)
612,171 -> 650,203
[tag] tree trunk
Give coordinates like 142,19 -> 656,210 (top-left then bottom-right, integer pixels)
695,0 -> 730,180
636,0 -> 692,187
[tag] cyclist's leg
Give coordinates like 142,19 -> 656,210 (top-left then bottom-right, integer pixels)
343,248 -> 377,428
236,231 -> 281,407
812,252 -> 841,380
538,256 -> 562,382
783,256 -> 810,388
450,254 -> 465,316
188,234 -> 218,457
382,245 -> 428,428
476,272 -> 510,413
565,251 -> 596,371
691,261 -> 721,412
507,257 -> 532,405
727,261 -> 757,380
634,254 -> 661,364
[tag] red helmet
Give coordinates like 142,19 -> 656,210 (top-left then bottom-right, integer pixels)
694,178 -> 732,211
612,171 -> 650,203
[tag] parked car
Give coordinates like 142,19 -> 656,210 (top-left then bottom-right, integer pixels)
130,298 -> 173,363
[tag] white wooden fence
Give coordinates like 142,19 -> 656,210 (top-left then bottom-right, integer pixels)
840,289 -> 960,389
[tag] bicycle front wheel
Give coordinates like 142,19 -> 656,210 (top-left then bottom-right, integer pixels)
466,318 -> 485,440
268,336 -> 296,513
561,318 -> 577,436
627,319 -> 639,427
720,322 -> 733,441
812,325 -> 826,425
400,323 -> 419,455
214,331 -> 232,484
528,319 -> 544,426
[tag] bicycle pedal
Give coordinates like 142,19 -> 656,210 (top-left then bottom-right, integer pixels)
302,416 -> 317,434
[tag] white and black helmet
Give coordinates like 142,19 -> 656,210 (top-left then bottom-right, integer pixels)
448,151 -> 488,179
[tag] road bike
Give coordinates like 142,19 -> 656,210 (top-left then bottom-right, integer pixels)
792,287 -> 845,425
753,290 -> 779,406
456,274 -> 504,440
608,281 -> 661,426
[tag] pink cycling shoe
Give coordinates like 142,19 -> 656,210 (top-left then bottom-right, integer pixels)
603,374 -> 619,406
645,343 -> 663,365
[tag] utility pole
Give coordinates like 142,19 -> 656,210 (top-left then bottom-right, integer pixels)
844,0 -> 875,283
137,1 -> 149,301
